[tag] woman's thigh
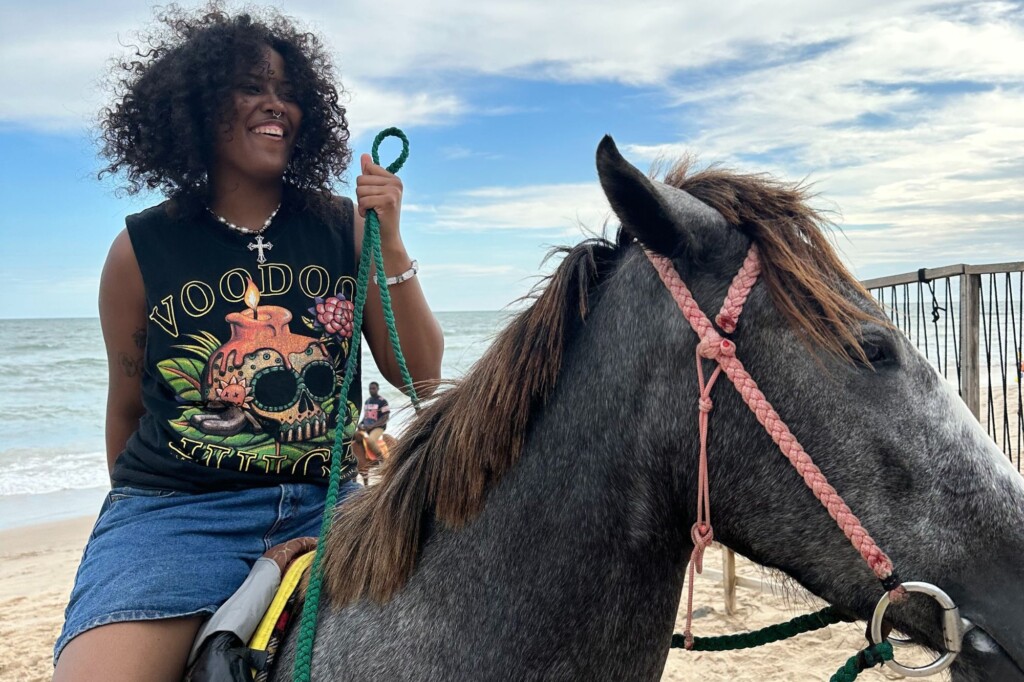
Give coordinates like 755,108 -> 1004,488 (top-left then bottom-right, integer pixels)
53,616 -> 203,682
53,481 -> 347,673
53,485 -> 296,665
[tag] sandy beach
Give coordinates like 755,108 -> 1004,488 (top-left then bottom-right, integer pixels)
1,515 -> 947,682
984,381 -> 1022,458
1,517 -> 95,681
2,382 -> 1013,680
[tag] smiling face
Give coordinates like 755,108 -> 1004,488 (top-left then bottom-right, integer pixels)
211,46 -> 303,186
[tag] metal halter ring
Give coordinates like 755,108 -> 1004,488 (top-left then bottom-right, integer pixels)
870,581 -> 975,677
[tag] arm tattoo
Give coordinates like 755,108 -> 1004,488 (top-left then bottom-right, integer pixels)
132,326 -> 147,350
118,352 -> 144,378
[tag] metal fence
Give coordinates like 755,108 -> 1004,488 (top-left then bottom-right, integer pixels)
862,263 -> 1023,472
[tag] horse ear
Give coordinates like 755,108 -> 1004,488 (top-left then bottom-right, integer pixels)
596,135 -> 691,256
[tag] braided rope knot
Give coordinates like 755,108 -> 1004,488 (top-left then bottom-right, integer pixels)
697,332 -> 735,360
715,313 -> 737,334
698,396 -> 714,413
690,522 -> 714,571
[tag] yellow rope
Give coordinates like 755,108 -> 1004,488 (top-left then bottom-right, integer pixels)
250,551 -> 317,653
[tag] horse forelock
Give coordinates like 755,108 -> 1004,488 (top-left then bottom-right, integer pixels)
664,159 -> 883,364
322,237 -> 620,605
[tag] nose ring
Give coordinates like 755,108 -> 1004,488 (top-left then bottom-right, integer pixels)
271,110 -> 282,119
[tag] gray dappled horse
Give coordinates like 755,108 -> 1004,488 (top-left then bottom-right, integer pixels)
274,137 -> 1024,681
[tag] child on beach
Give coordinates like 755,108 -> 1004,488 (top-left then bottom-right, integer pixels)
52,5 -> 443,680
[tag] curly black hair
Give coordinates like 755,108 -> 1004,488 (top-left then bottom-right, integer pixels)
98,3 -> 350,217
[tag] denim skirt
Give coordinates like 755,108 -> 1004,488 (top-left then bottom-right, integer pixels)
54,480 -> 359,664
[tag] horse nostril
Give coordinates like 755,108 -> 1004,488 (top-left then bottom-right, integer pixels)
968,628 -> 1001,654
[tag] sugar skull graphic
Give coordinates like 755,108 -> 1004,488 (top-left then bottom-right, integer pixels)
155,281 -> 360,476
190,305 -> 336,442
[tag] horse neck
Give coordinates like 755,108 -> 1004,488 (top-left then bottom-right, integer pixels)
417,285 -> 697,677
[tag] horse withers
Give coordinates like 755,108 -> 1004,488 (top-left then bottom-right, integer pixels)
269,137 -> 1024,681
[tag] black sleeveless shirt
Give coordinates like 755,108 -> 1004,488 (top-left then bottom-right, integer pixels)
113,197 -> 360,492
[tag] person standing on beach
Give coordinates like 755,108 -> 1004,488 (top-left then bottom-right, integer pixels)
52,5 -> 443,681
352,381 -> 390,483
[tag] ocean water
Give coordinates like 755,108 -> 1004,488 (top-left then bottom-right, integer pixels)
0,311 -> 511,529
2,304 -> 1019,529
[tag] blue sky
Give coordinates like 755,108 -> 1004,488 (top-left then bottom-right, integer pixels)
1,0 -> 1022,318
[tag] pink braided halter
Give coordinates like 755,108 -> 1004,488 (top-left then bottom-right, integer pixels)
645,246 -> 905,649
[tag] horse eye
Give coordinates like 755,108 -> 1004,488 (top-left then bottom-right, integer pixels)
863,342 -> 884,362
851,339 -> 893,367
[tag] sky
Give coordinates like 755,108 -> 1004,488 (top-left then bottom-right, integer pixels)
1,0 -> 1022,318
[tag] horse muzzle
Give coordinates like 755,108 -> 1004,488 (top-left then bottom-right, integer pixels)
950,608 -> 1024,681
948,566 -> 1024,682
868,577 -> 1024,681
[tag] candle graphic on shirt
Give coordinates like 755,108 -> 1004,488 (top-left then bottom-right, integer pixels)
245,277 -> 260,319
192,278 -> 336,442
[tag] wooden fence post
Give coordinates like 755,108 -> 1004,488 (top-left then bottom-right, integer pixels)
722,548 -> 737,615
959,273 -> 981,419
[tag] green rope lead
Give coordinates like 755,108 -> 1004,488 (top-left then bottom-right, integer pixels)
367,129 -> 418,406
672,606 -> 847,651
292,128 -> 415,682
671,605 -> 892,681
829,641 -> 894,682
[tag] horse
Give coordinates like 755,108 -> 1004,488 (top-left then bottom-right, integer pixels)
271,136 -> 1024,681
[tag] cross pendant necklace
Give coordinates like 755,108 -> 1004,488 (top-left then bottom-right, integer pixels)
207,203 -> 281,264
248,235 -> 273,264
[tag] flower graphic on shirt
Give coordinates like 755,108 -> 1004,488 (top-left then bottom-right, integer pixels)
305,295 -> 354,340
214,375 -> 253,407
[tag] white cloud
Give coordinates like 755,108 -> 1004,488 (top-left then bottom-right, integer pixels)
426,263 -> 523,277
311,0 -> 970,83
618,5 -> 1024,277
4,0 -> 991,130
0,3 -> 467,134
3,0 -> 1021,295
417,183 -> 611,234
438,145 -> 503,161
342,82 -> 465,141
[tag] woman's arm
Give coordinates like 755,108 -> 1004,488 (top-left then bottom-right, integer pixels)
353,154 -> 444,394
98,229 -> 148,475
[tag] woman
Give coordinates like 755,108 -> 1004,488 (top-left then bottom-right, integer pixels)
53,6 -> 443,680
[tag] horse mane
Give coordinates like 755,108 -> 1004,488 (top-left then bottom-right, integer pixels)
323,159 -> 879,606
323,238 -> 620,605
664,159 -> 879,363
